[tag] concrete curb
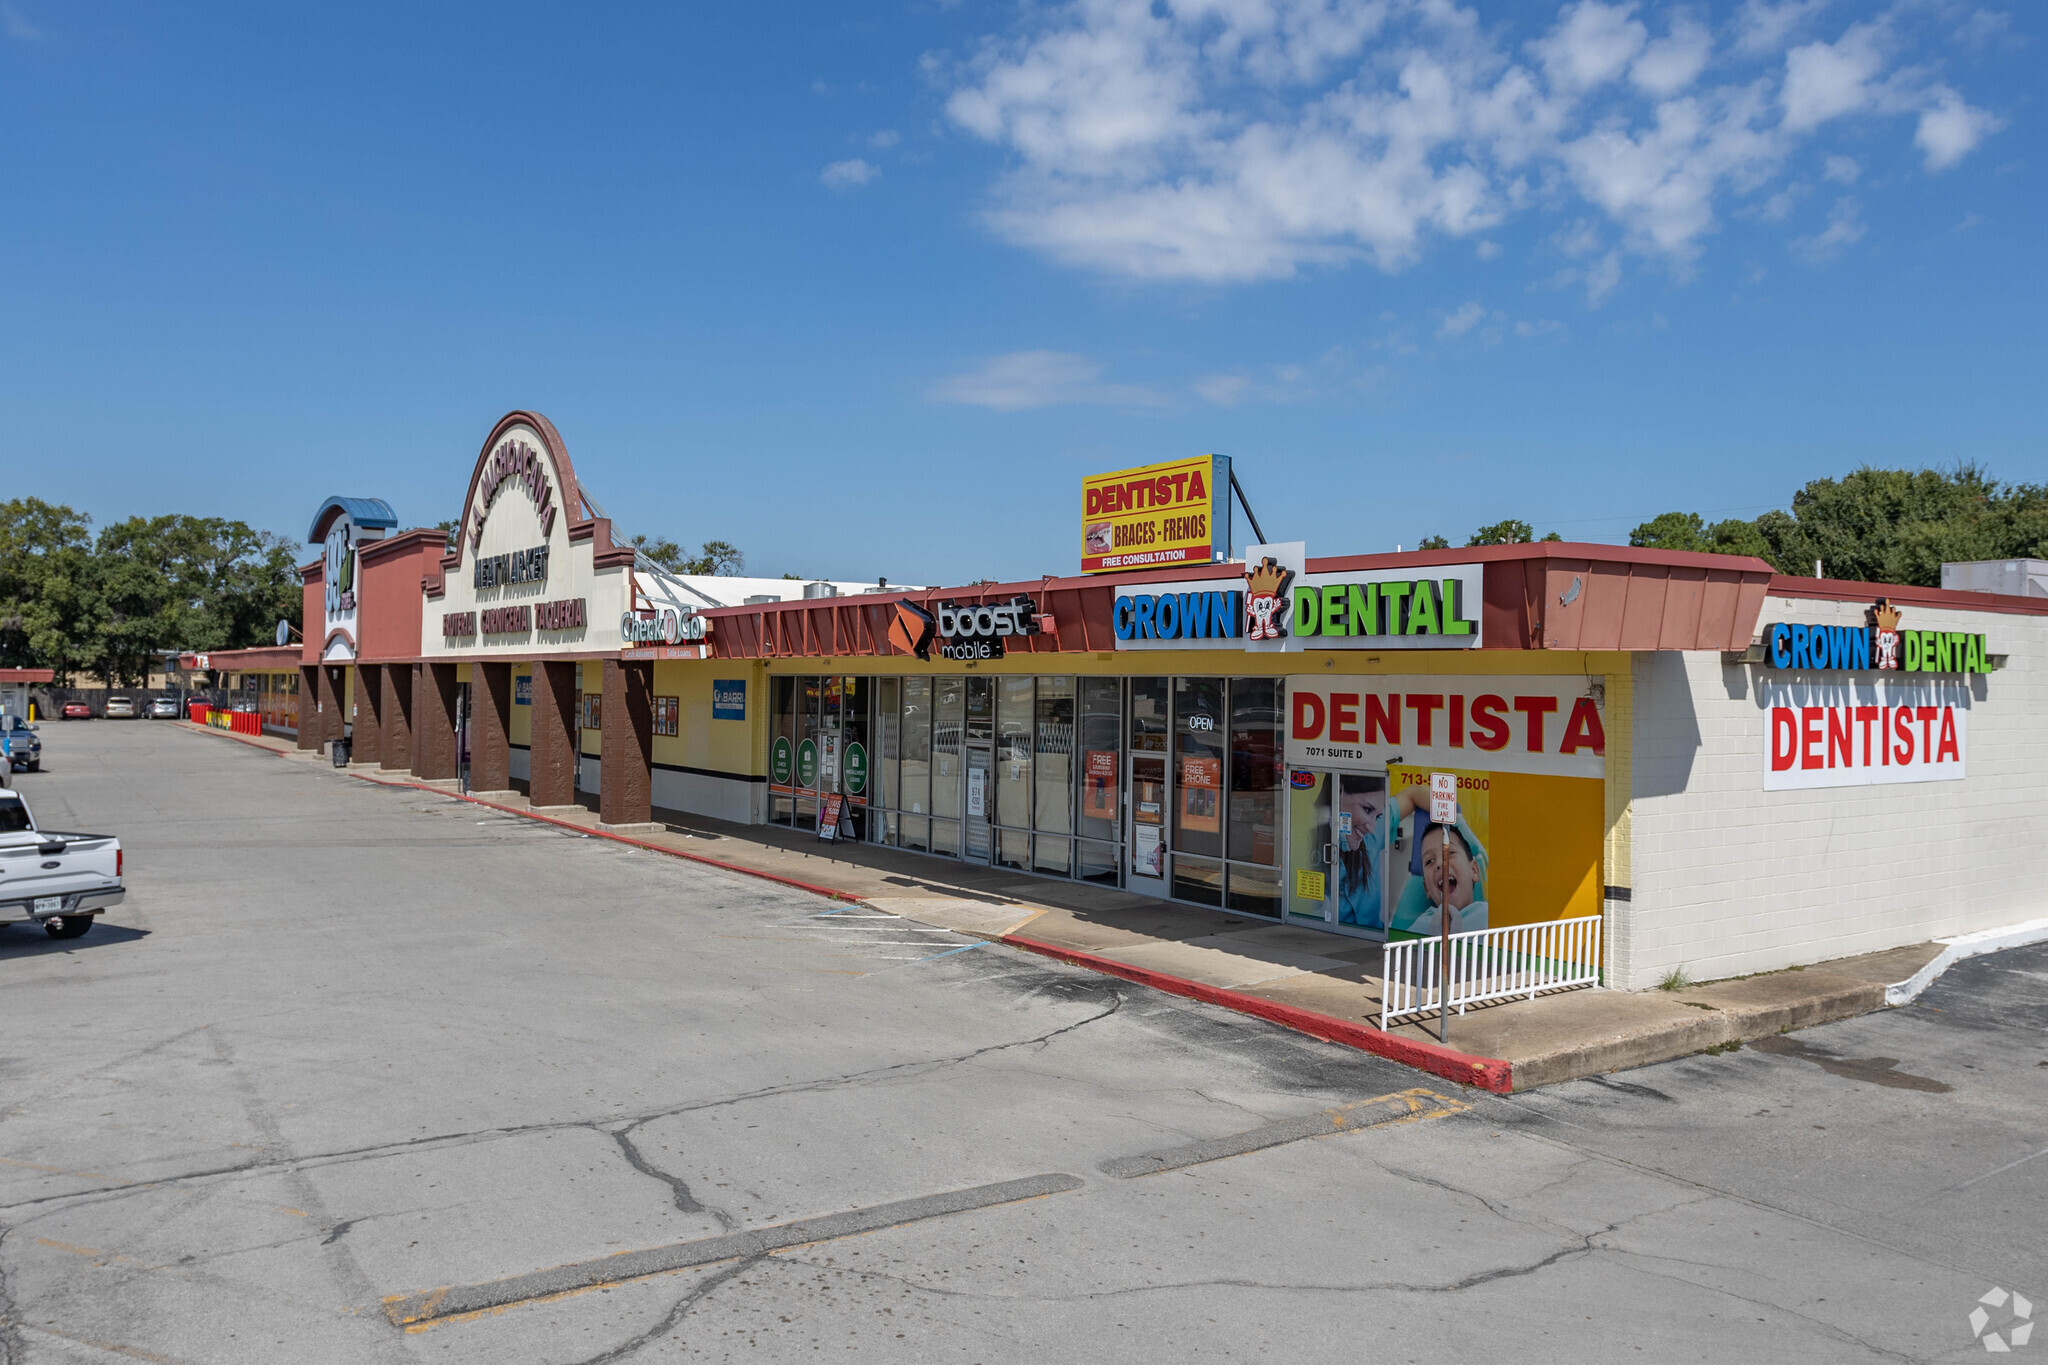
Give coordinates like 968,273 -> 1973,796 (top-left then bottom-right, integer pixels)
1884,916 -> 2048,1007
999,935 -> 1513,1094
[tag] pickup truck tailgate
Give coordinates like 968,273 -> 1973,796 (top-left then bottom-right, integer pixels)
0,833 -> 121,900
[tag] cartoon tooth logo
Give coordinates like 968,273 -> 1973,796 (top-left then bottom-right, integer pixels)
1872,599 -> 1902,671
1244,556 -> 1293,641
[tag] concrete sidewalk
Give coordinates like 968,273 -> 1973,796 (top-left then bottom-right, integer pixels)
184,722 -> 1945,1091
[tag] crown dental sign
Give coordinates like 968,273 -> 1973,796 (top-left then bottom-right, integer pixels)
1765,599 -> 1992,674
1115,557 -> 1483,650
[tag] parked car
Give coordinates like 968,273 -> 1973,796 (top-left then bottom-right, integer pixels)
146,696 -> 180,719
2,716 -> 40,773
60,703 -> 91,721
0,787 -> 122,939
104,696 -> 136,719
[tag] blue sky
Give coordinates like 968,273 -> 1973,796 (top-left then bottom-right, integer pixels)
3,1 -> 2039,584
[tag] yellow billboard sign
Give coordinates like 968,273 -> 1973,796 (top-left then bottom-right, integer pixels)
1080,455 -> 1231,574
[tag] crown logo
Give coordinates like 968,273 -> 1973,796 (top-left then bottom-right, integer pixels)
1246,556 -> 1291,599
1873,599 -> 1901,632
1244,556 -> 1293,641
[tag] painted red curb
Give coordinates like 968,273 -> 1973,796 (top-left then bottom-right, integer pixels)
998,934 -> 1514,1094
182,720 -> 1509,1091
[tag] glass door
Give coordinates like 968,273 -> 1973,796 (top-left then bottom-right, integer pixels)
963,676 -> 994,863
1128,677 -> 1170,891
1287,768 -> 1389,933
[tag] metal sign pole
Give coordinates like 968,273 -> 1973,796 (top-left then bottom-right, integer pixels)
1430,772 -> 1457,1044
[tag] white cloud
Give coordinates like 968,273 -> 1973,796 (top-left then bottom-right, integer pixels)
1437,301 -> 1486,339
1475,239 -> 1503,260
1822,153 -> 1858,183
928,351 -> 1171,410
1195,373 -> 1252,406
1632,17 -> 1713,97
1915,88 -> 2002,171
1789,195 -> 1865,262
1515,317 -> 1565,338
1780,22 -> 1886,131
868,129 -> 902,150
821,158 -> 879,189
942,1 -> 1996,288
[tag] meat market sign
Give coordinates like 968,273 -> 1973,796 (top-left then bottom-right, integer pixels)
468,436 -> 558,549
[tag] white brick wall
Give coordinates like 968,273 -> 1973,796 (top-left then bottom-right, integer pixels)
1621,594 -> 2046,989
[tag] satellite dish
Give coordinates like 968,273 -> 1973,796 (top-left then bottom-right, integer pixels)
276,619 -> 292,647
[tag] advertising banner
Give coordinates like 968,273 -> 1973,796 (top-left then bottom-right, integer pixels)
1386,765 -> 1492,938
1759,679 -> 1968,789
1082,455 -> 1231,574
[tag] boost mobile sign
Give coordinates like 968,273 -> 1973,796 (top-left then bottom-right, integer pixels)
1114,543 -> 1484,652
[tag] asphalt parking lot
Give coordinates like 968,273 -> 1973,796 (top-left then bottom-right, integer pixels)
1,722 -> 2042,1363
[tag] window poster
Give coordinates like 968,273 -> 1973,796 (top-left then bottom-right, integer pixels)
1180,755 -> 1221,834
1083,750 -> 1119,819
1382,764 -> 1602,940
653,696 -> 680,737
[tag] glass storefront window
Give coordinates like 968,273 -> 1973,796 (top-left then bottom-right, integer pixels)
841,675 -> 869,842
1034,676 -> 1074,836
1225,863 -> 1282,917
1077,838 -> 1119,886
930,677 -> 964,854
996,675 -> 1033,835
1033,835 -> 1072,877
1173,854 -> 1224,907
1228,678 -> 1280,866
1078,677 -> 1122,846
1172,677 -> 1225,860
900,677 -> 931,817
795,675 -> 821,829
770,675 -> 798,826
874,677 -> 899,818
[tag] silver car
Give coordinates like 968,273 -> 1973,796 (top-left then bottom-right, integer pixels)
146,696 -> 180,719
104,696 -> 137,719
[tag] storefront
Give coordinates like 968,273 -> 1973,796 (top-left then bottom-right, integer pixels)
261,412 -> 2048,993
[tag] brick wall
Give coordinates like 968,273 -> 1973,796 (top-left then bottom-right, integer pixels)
1621,593 -> 2045,989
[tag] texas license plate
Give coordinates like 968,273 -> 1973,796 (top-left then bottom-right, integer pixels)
33,897 -> 61,914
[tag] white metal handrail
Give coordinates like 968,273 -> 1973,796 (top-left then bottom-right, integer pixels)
1380,916 -> 1602,1030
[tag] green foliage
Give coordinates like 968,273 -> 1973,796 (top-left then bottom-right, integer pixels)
633,535 -> 746,576
0,500 -> 300,685
1415,534 -> 1450,550
1468,518 -> 1533,545
1631,465 -> 2048,584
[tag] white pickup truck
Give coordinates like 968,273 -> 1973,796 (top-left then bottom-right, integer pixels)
0,787 -> 123,940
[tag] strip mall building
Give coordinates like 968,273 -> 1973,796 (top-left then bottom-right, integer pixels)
200,411 -> 2046,992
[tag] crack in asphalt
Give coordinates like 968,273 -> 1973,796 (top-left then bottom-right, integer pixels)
0,993 -> 1127,1219
610,1125 -> 737,1232
565,1255 -> 764,1365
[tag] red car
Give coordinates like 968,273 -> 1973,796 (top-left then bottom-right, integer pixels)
60,702 -> 92,720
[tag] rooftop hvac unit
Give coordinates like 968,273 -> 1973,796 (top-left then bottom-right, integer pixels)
743,594 -> 782,605
802,581 -> 839,599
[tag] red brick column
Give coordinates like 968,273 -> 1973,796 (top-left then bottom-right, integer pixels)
599,659 -> 656,829
529,660 -> 580,809
296,666 -> 320,750
412,663 -> 459,781
381,663 -> 413,771
352,665 -> 384,767
472,661 -> 514,795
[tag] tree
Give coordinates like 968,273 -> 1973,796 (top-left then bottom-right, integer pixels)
1467,519 -> 1533,545
632,535 -> 744,576
0,502 -> 300,684
1631,465 -> 2048,583
1416,534 -> 1450,550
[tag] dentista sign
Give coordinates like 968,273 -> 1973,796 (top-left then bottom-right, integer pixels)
1760,679 -> 1967,789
